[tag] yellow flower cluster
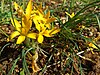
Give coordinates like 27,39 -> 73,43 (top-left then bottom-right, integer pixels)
8,0 -> 60,44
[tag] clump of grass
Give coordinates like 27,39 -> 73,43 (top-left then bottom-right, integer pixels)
0,0 -> 11,24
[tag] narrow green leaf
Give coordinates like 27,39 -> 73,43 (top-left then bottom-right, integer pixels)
8,57 -> 20,75
95,15 -> 100,31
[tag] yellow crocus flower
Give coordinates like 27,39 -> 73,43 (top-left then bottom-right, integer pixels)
8,18 -> 36,44
32,10 -> 59,43
32,3 -> 56,31
31,3 -> 60,43
32,10 -> 56,31
7,0 -> 37,44
32,12 -> 47,31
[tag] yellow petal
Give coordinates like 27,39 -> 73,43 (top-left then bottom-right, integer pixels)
27,33 -> 37,39
43,30 -> 52,37
65,12 -> 72,18
45,10 -> 50,18
16,36 -> 25,44
38,34 -> 44,43
29,20 -> 32,28
14,2 -> 19,10
34,3 -> 44,15
21,28 -> 27,35
89,43 -> 98,49
26,19 -> 32,29
71,12 -> 75,18
43,28 -> 60,37
90,48 -> 94,54
33,19 -> 41,31
49,27 -> 60,35
38,2 -> 42,10
10,31 -> 20,39
44,34 -> 52,37
26,0 -> 32,20
22,20 -> 26,28
65,12 -> 75,18
36,24 -> 41,32
22,17 -> 32,29
45,24 -> 51,29
11,18 -> 21,31
7,38 -> 10,42
14,2 -> 24,15
46,18 -> 56,24
51,28 -> 60,35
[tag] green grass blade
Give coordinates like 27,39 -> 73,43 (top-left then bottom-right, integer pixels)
0,28 -> 9,37
8,56 -> 20,75
1,0 -> 4,13
22,49 -> 30,75
0,43 -> 10,56
95,14 -> 100,31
